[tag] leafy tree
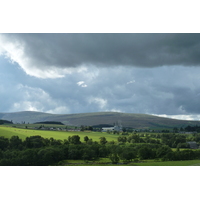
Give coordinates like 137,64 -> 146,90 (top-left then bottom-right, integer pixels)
82,147 -> 96,161
68,135 -> 81,145
9,136 -> 23,150
49,137 -> 62,146
99,137 -> 107,145
84,136 -> 89,143
24,136 -> 47,148
119,147 -> 136,163
109,153 -> 119,164
118,136 -> 127,143
138,145 -> 156,160
173,127 -> 179,133
0,137 -> 9,150
127,134 -> 142,143
156,145 -> 172,158
18,148 -> 39,165
87,139 -> 93,145
87,126 -> 93,131
99,145 -> 109,157
68,145 -> 83,159
37,147 -> 65,165
80,125 -> 85,131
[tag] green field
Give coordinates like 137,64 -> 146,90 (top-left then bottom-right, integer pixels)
0,125 -> 119,142
132,159 -> 200,166
58,158 -> 200,166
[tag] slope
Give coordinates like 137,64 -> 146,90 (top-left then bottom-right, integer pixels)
1,111 -> 200,129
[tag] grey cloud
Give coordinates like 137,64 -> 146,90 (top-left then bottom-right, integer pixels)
2,33 -> 200,71
2,51 -> 200,118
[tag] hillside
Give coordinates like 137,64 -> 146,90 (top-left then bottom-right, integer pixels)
1,111 -> 200,129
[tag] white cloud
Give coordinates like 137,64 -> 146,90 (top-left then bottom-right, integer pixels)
153,114 -> 200,121
11,101 -> 40,112
88,97 -> 107,109
9,84 -> 71,114
77,81 -> 84,86
127,80 -> 135,84
77,81 -> 87,87
106,108 -> 123,113
46,106 -> 70,114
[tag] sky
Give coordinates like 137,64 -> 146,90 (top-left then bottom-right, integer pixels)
1,33 -> 200,120
1,1 -> 200,196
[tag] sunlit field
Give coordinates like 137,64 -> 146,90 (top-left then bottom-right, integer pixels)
0,125 -> 119,142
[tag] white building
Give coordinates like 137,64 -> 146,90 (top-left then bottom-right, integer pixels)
102,125 -> 122,132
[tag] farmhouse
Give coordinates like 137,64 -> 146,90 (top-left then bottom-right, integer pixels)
102,125 -> 122,132
186,141 -> 198,149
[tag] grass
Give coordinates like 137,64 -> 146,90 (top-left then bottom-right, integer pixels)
130,159 -> 200,166
57,158 -> 200,166
0,125 -> 119,142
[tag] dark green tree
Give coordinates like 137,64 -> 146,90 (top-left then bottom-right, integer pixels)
0,137 -> 9,150
99,137 -> 107,145
84,136 -> 89,143
138,145 -> 156,160
109,153 -> 119,164
118,136 -> 127,143
68,135 -> 81,145
9,136 -> 23,150
119,147 -> 136,163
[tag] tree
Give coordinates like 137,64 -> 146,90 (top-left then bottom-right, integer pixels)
119,147 -> 136,163
118,136 -> 127,143
37,147 -> 65,165
24,136 -> 47,148
50,138 -> 62,146
138,145 -> 156,160
156,145 -> 172,158
109,153 -> 119,164
127,134 -> 142,143
87,139 -> 93,145
80,125 -> 85,131
122,127 -> 127,132
68,145 -> 82,159
9,136 -> 23,150
88,126 -> 93,131
84,136 -> 89,143
68,135 -> 81,145
173,127 -> 179,133
82,147 -> 96,161
0,137 -> 9,150
99,137 -> 107,145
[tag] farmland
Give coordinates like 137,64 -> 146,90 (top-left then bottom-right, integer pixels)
59,158 -> 200,166
0,125 -> 119,142
1,122 -> 200,166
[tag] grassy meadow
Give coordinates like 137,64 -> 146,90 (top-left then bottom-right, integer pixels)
0,125 -> 119,142
58,158 -> 200,166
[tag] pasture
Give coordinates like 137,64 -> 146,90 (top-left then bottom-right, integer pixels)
58,158 -> 200,166
130,159 -> 200,166
0,125 -> 119,142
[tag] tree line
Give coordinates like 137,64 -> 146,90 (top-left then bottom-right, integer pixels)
0,134 -> 200,165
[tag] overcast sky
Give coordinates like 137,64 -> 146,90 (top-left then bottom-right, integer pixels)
1,33 -> 200,120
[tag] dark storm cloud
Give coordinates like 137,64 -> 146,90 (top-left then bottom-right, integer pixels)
2,33 -> 200,70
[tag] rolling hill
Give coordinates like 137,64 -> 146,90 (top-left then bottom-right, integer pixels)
1,111 -> 200,130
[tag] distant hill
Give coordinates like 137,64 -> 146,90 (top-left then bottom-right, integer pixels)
1,111 -> 200,129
